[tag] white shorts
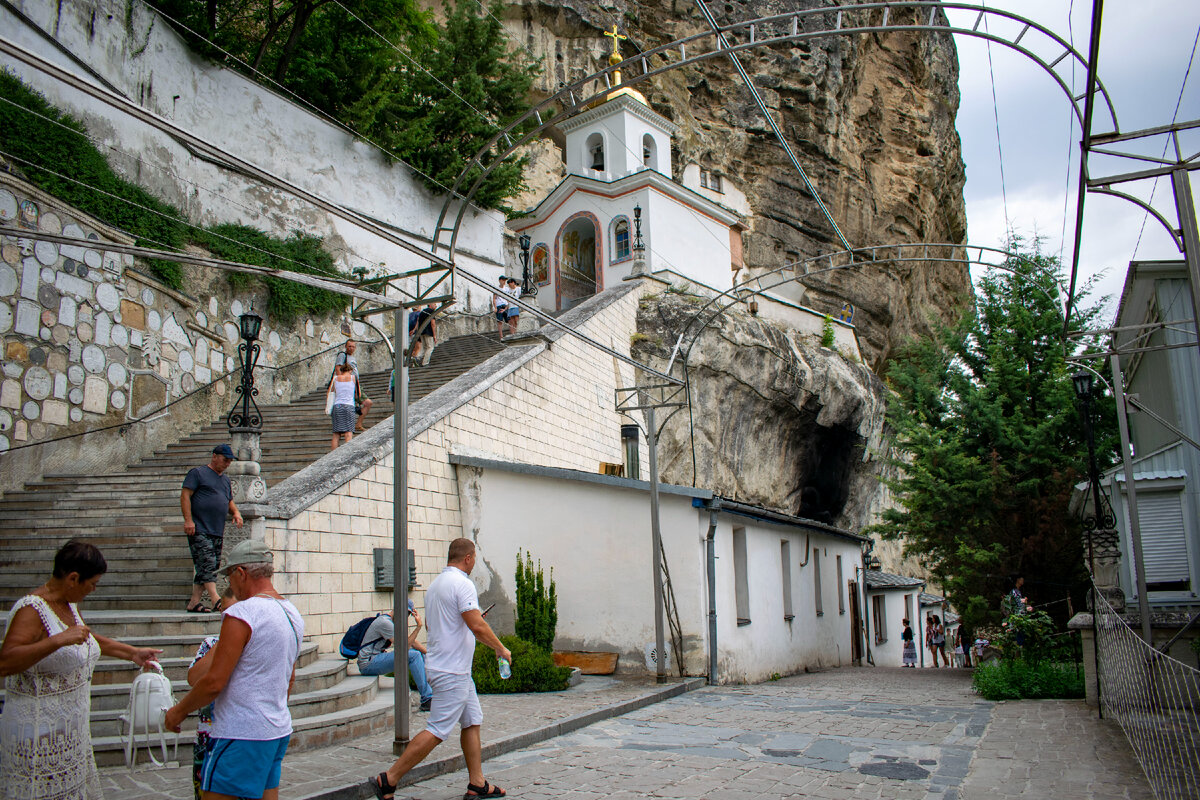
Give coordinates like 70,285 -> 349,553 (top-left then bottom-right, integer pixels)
424,671 -> 483,741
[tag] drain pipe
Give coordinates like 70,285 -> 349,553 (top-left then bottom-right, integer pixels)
705,502 -> 719,685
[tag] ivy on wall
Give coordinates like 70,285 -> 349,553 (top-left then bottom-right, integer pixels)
0,71 -> 349,321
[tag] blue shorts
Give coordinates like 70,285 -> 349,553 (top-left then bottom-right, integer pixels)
495,308 -> 507,321
200,735 -> 290,798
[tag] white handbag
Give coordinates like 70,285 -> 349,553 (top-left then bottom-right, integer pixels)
119,661 -> 180,769
325,386 -> 335,414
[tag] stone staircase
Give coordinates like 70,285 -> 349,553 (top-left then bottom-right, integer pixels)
0,332 -> 505,764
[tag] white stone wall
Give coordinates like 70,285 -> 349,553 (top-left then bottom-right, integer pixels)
262,285 -> 653,653
0,174 -> 378,489
3,0 -> 506,308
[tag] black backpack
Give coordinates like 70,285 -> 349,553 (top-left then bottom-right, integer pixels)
339,613 -> 384,658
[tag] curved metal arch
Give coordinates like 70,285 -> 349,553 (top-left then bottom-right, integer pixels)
432,1 -> 1119,265
1090,186 -> 1184,252
672,242 -> 1074,366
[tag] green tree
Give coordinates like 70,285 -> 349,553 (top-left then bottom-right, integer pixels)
514,549 -> 557,652
347,0 -> 540,210
872,239 -> 1115,633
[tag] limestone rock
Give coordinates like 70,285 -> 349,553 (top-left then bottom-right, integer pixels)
504,0 -> 969,368
632,293 -> 888,531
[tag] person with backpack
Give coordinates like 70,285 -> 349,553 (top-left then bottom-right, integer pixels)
346,602 -> 433,711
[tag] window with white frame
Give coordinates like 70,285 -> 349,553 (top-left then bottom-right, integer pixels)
836,554 -> 845,614
700,169 -> 723,193
612,217 -> 631,262
734,527 -> 750,625
781,540 -> 794,621
813,549 -> 823,616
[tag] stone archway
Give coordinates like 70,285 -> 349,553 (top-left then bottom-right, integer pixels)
555,211 -> 602,310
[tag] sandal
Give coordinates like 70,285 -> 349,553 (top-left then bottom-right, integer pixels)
186,602 -> 211,614
464,780 -> 506,798
370,772 -> 397,800
212,599 -> 224,613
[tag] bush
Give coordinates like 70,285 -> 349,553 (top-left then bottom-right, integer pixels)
514,549 -> 557,652
972,660 -> 1084,701
472,635 -> 570,694
820,314 -> 836,348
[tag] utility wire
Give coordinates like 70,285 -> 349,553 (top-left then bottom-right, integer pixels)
981,1 -> 1010,238
0,145 -> 353,282
1059,0 -> 1077,264
1131,21 -> 1200,261
693,0 -> 852,253
143,0 -> 499,222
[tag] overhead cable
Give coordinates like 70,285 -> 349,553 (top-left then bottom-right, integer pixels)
692,0 -> 852,253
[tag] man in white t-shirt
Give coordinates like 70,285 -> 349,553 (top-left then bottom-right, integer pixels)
165,540 -> 304,800
369,538 -> 512,800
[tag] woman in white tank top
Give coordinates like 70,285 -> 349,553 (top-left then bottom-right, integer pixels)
328,364 -> 358,450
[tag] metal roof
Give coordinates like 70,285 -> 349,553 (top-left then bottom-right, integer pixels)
919,592 -> 944,605
865,570 -> 925,590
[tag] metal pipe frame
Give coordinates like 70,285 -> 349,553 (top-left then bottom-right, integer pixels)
427,2 -> 1117,266
1110,349 -> 1154,645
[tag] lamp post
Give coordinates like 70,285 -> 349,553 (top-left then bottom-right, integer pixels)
518,233 -> 537,298
1071,370 -> 1122,612
226,310 -> 267,506
629,205 -> 647,277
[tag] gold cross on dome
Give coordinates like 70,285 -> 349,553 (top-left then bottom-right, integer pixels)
604,24 -> 626,59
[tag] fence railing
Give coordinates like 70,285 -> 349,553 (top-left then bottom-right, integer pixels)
1094,587 -> 1200,799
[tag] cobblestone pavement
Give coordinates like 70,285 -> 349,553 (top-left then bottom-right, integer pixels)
100,667 -> 1152,800
396,668 -> 1153,800
99,674 -> 675,800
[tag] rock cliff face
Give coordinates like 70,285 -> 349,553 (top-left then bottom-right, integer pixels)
501,0 -> 970,369
632,292 -> 888,531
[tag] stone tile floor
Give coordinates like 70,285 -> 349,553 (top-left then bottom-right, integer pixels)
101,667 -> 1154,800
399,668 -> 1152,800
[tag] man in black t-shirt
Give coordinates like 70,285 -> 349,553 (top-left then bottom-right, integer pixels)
181,444 -> 244,612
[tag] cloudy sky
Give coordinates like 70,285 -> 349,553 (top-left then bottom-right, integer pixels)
948,0 -> 1199,320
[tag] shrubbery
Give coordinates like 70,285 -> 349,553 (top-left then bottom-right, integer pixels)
971,609 -> 1083,700
472,635 -> 570,694
514,549 -> 557,653
0,72 -> 350,320
972,660 -> 1084,701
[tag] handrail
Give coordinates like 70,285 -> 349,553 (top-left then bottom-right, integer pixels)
0,337 -> 385,456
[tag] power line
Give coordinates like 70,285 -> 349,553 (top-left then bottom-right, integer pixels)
981,1 -> 1011,238
1059,0 -> 1077,264
1128,22 -> 1195,260
142,0 -> 499,220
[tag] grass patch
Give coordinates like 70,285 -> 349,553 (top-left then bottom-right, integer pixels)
972,660 -> 1085,701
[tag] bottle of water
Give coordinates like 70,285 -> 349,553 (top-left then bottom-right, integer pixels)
497,657 -> 511,679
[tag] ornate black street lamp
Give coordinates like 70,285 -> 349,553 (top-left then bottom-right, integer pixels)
1073,371 -> 1114,532
227,310 -> 263,431
518,233 -> 538,298
633,205 -> 645,256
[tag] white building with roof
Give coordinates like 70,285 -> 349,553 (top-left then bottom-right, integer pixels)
864,570 -> 926,668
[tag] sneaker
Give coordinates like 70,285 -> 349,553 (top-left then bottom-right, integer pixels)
419,699 -> 431,712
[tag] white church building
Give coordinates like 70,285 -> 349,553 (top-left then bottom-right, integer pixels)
510,54 -> 746,311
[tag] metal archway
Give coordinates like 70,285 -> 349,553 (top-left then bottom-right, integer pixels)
430,1 -> 1121,266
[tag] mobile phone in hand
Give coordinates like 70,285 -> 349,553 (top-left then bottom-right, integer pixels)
482,602 -> 496,617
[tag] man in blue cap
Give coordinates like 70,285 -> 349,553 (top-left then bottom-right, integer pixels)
181,444 -> 244,613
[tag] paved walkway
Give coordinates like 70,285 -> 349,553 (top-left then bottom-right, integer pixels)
101,667 -> 1152,800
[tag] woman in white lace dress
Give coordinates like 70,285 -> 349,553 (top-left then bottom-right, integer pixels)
0,540 -> 161,799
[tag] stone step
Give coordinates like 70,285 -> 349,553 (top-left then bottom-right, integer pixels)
88,679 -> 395,767
0,594 -> 198,611
89,642 -> 324,687
0,576 -> 194,597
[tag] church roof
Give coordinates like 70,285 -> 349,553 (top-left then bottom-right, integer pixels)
559,92 -> 679,136
511,169 -> 743,233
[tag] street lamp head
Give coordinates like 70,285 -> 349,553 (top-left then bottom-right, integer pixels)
519,233 -> 531,253
866,554 -> 882,572
1072,370 -> 1094,402
239,311 -> 263,343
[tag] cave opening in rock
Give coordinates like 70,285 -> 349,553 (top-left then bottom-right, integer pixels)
796,423 -> 862,523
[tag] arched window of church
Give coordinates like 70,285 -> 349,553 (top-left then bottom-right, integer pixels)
586,132 -> 605,172
642,134 -> 658,171
612,217 -> 631,263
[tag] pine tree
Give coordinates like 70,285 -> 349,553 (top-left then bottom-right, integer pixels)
872,238 -> 1116,632
515,549 -> 557,652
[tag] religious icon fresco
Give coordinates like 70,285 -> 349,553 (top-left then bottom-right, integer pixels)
532,244 -> 549,285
